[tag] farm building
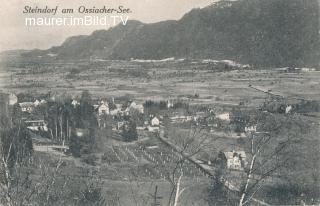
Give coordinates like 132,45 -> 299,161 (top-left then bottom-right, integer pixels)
216,112 -> 231,122
150,116 -> 160,126
147,126 -> 160,132
124,101 -> 144,114
245,125 -> 257,133
98,101 -> 109,115
217,150 -> 247,170
34,99 -> 40,107
116,121 -> 128,130
145,116 -> 161,132
19,102 -> 35,113
25,120 -> 48,132
170,115 -> 193,123
285,105 -> 293,114
110,107 -> 122,116
71,99 -> 80,108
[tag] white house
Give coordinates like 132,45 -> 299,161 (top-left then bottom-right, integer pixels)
133,104 -> 144,113
125,101 -> 144,114
116,121 -> 128,130
285,105 -> 293,114
245,125 -> 257,133
170,115 -> 193,123
98,101 -> 109,115
19,102 -> 34,113
216,113 -> 231,122
219,151 -> 247,170
71,99 -> 79,108
25,120 -> 48,132
147,126 -> 160,132
108,104 -> 123,116
151,117 -> 160,126
34,99 -> 40,107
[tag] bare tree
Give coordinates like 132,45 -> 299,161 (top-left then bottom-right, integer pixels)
238,112 -> 304,206
156,126 -> 218,206
0,115 -> 104,206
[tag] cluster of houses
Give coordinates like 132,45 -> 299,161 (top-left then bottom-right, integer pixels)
70,98 -> 184,144
19,99 -> 47,113
1,92 -> 252,171
197,149 -> 248,171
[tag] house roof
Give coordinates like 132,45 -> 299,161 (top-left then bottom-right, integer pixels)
223,151 -> 246,159
99,103 -> 109,109
151,116 -> 159,121
19,102 -> 34,107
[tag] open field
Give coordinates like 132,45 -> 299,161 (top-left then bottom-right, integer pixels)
1,60 -> 319,205
1,60 -> 319,108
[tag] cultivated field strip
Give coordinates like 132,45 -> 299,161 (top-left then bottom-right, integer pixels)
101,143 -> 208,180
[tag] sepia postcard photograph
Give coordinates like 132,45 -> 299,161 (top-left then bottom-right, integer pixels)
0,0 -> 319,205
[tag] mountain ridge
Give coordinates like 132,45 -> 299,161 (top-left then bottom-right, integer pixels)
14,0 -> 320,67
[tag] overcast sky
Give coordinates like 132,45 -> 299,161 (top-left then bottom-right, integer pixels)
0,0 -> 213,51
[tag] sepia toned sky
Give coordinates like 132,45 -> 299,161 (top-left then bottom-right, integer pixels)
0,0 -> 213,51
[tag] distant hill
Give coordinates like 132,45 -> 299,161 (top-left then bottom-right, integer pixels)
21,0 -> 320,67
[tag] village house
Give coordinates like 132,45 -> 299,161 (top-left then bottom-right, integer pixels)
218,150 -> 247,170
170,115 -> 193,123
285,105 -> 293,114
71,99 -> 80,108
116,121 -> 128,130
111,120 -> 129,131
34,99 -> 40,107
110,103 -> 123,116
98,101 -> 109,115
25,120 -> 48,132
245,125 -> 257,133
124,101 -> 144,115
150,116 -> 160,126
301,67 -> 316,72
19,102 -> 35,113
146,116 -> 161,132
216,112 -> 231,122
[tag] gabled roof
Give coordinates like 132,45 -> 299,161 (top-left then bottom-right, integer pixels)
19,102 -> 34,107
223,151 -> 246,159
151,116 -> 159,121
99,103 -> 109,109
